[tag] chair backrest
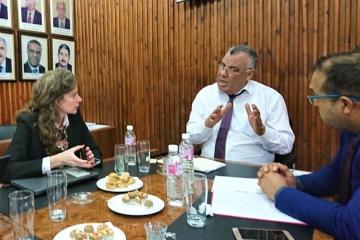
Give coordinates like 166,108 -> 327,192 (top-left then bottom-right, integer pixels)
0,139 -> 11,156
0,125 -> 17,140
274,150 -> 297,168
0,154 -> 10,183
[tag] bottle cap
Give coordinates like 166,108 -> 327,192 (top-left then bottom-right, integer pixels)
127,125 -> 133,130
181,133 -> 190,140
168,144 -> 178,152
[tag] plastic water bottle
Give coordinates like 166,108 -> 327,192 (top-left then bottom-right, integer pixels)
166,144 -> 184,207
179,133 -> 194,194
125,125 -> 136,166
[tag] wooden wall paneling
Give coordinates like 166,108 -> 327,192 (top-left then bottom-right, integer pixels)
2,0 -> 360,171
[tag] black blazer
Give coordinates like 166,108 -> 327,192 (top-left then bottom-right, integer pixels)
53,17 -> 70,29
5,57 -> 11,72
4,111 -> 102,181
0,3 -> 8,19
24,62 -> 45,73
55,62 -> 72,71
21,7 -> 42,25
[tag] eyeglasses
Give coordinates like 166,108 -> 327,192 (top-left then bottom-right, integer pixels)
217,62 -> 253,75
307,94 -> 358,105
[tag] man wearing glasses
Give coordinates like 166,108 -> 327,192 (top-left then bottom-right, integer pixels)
258,51 -> 360,239
186,44 -> 294,164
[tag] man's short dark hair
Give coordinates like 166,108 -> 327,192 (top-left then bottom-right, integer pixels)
27,39 -> 41,50
58,44 -> 70,56
228,44 -> 258,69
315,51 -> 360,97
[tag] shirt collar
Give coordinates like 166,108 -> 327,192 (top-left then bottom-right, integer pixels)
27,62 -> 39,71
217,80 -> 253,96
55,114 -> 69,129
0,62 -> 5,72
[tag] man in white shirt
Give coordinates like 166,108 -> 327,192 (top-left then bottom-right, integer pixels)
186,44 -> 295,164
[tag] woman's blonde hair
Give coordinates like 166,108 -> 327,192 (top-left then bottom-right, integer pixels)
17,69 -> 77,155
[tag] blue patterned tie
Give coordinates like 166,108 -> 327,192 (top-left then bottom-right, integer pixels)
214,91 -> 244,159
0,66 -> 3,73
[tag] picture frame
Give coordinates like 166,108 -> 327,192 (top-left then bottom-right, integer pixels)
50,0 -> 73,37
51,38 -> 75,73
0,31 -> 15,80
17,0 -> 46,33
20,34 -> 48,80
0,0 -> 13,29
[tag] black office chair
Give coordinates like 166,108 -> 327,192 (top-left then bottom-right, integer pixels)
0,125 -> 17,140
274,148 -> 297,168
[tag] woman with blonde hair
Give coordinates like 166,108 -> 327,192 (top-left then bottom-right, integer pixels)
4,69 -> 101,181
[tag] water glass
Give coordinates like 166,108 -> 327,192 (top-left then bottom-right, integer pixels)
185,172 -> 208,228
137,140 -> 150,173
47,170 -> 67,222
9,190 -> 35,240
126,144 -> 137,166
144,221 -> 176,240
114,144 -> 128,174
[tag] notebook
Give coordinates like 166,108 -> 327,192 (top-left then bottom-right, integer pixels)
11,167 -> 98,196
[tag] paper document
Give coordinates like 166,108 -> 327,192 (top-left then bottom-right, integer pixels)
193,157 -> 226,173
211,176 -> 305,225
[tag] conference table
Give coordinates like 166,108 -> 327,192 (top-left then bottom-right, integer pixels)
0,160 -> 313,239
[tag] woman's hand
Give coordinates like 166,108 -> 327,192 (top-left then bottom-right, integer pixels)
49,145 -> 94,169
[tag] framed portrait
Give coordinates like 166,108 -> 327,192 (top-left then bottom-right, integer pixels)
0,31 -> 15,80
50,0 -> 73,37
51,38 -> 75,73
20,34 -> 48,80
0,0 -> 13,29
17,0 -> 46,33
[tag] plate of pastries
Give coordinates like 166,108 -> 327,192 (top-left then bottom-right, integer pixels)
96,172 -> 143,192
53,222 -> 126,240
107,189 -> 165,216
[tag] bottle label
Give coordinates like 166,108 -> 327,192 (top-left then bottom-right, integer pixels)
125,137 -> 136,146
167,164 -> 176,175
180,148 -> 194,161
167,163 -> 183,176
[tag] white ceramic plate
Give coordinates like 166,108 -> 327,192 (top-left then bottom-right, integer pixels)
53,222 -> 126,240
96,177 -> 143,192
108,194 -> 165,216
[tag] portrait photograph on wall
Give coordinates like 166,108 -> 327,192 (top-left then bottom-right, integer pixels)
50,0 -> 73,37
52,38 -> 75,73
0,32 -> 15,80
21,34 -> 48,80
0,0 -> 13,29
17,0 -> 46,33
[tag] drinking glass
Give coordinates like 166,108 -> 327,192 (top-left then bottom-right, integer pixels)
47,170 -> 67,222
185,172 -> 208,228
114,144 -> 128,174
137,140 -> 150,173
144,221 -> 176,240
9,190 -> 35,240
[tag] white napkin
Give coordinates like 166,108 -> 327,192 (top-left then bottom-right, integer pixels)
193,157 -> 226,173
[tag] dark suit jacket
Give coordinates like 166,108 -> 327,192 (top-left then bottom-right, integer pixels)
24,62 -> 45,73
55,62 -> 72,71
4,112 -> 102,181
0,3 -> 8,19
3,58 -> 12,72
53,17 -> 70,29
21,7 -> 42,25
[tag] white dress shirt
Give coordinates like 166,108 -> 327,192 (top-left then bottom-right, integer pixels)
186,80 -> 295,164
42,115 -> 70,174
